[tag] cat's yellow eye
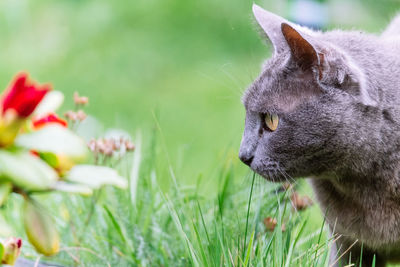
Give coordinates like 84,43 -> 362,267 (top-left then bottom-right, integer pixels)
264,113 -> 279,131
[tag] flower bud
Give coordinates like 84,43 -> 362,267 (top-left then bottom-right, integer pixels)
1,237 -> 22,266
125,140 -> 135,152
64,110 -> 78,121
73,92 -> 89,106
64,110 -> 87,122
0,110 -> 24,147
290,192 -> 313,211
23,200 -> 59,256
76,110 -> 87,121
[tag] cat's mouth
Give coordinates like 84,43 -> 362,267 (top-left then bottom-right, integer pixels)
250,161 -> 291,182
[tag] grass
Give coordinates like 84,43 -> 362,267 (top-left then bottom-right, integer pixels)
2,127 -> 335,266
0,0 -> 398,266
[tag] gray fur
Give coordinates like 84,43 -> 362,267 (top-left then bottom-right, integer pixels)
382,14 -> 400,37
240,4 -> 400,266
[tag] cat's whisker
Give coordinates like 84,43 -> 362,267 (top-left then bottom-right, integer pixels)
278,168 -> 296,184
277,168 -> 291,184
218,65 -> 249,97
276,168 -> 300,213
254,172 -> 263,189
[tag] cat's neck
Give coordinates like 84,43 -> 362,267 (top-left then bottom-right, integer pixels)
310,171 -> 400,204
309,175 -> 400,247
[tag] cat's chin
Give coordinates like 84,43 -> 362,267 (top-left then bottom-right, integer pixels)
252,169 -> 289,182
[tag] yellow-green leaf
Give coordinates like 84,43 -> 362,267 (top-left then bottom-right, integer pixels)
0,182 -> 12,207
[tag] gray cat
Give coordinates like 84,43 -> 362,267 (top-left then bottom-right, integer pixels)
239,4 -> 400,267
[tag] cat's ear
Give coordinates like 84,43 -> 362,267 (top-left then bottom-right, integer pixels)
280,23 -> 376,106
281,23 -> 320,71
252,5 -> 321,69
252,4 -> 290,53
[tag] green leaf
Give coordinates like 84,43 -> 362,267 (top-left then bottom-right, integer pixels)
0,241 -> 4,261
0,214 -> 12,236
38,152 -> 58,168
15,125 -> 88,162
0,151 -> 58,191
65,165 -> 128,189
52,181 -> 93,196
0,182 -> 12,207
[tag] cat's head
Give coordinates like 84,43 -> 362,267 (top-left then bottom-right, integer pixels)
239,5 -> 380,181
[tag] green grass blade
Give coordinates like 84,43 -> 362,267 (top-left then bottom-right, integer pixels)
103,205 -> 127,244
244,230 -> 255,267
129,131 -> 142,206
162,192 -> 200,267
285,217 -> 308,267
243,172 -> 256,257
192,220 -> 209,267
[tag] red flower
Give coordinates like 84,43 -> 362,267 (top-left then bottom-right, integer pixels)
30,150 -> 40,157
1,73 -> 50,118
32,113 -> 68,129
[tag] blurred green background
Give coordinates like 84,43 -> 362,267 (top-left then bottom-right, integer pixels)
0,0 -> 397,187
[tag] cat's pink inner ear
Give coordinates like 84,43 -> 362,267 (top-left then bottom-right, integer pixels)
281,23 -> 319,71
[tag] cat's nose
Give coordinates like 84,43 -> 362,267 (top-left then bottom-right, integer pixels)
239,153 -> 254,166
